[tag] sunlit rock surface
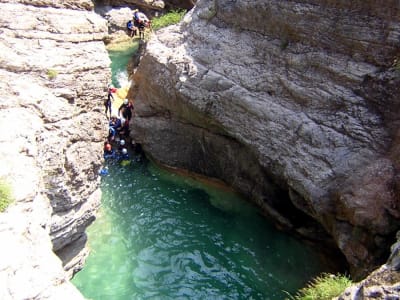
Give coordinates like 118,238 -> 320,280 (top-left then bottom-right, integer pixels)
0,0 -> 110,298
131,0 -> 400,279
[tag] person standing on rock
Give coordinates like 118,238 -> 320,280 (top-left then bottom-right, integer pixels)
133,9 -> 149,40
105,85 -> 115,119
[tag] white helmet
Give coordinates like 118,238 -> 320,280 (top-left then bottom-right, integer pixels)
124,99 -> 129,105
120,139 -> 125,146
122,148 -> 128,155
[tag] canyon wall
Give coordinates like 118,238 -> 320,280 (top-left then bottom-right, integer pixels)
130,0 -> 400,280
0,0 -> 110,298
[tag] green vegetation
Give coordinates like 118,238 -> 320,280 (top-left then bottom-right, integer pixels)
151,10 -> 186,31
0,178 -> 13,212
394,58 -> 400,71
47,68 -> 58,79
285,273 -> 352,300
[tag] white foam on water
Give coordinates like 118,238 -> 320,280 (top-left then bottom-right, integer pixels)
115,70 -> 131,88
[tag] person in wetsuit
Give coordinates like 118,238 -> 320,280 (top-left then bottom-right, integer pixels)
104,86 -> 115,119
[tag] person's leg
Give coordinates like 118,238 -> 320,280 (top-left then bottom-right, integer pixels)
104,103 -> 109,118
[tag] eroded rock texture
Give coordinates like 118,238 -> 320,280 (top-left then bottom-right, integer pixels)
0,1 -> 110,298
97,0 -> 195,10
131,0 -> 400,278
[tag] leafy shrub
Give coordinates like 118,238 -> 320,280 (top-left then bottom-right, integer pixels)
0,179 -> 13,212
151,10 -> 186,31
47,69 -> 58,79
285,273 -> 352,300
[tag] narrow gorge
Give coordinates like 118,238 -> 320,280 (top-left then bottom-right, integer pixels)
0,0 -> 399,299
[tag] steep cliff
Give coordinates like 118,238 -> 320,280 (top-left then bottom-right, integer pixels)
0,0 -> 110,298
130,0 -> 400,279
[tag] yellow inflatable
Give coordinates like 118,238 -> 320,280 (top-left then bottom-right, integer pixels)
112,86 -> 130,112
120,159 -> 131,167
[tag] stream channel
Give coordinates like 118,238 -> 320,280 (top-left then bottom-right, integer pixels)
72,45 -> 332,299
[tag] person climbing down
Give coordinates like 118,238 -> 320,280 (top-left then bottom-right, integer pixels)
104,85 -> 115,119
118,98 -> 134,122
126,19 -> 137,37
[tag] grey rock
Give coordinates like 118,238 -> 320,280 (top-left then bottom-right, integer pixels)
130,0 -> 400,279
0,0 -> 110,298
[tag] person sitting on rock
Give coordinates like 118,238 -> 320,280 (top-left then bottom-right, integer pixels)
126,19 -> 137,37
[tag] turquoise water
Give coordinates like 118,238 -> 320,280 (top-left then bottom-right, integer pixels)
108,45 -> 138,88
72,47 -> 328,299
72,157 -> 327,299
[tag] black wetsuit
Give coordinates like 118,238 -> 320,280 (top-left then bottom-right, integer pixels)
105,90 -> 114,118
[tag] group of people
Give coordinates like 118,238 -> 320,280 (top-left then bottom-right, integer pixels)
127,9 -> 151,39
103,84 -> 135,163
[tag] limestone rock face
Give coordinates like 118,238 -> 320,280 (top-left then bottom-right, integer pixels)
99,0 -> 165,10
164,0 -> 196,9
0,0 -> 110,298
338,231 -> 400,299
101,6 -> 136,34
131,0 -> 400,278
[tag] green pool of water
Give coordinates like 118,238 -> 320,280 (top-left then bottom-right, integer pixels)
108,44 -> 138,88
72,156 -> 327,299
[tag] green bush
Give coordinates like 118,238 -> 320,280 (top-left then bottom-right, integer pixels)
151,10 -> 186,31
285,273 -> 352,300
47,69 -> 58,79
0,179 -> 13,212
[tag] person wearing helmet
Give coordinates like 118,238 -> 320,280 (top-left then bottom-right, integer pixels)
120,147 -> 129,160
118,139 -> 126,152
118,98 -> 134,121
104,85 -> 115,119
103,141 -> 115,159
